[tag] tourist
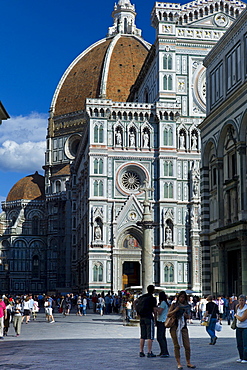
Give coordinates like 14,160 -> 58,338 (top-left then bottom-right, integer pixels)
136,284 -> 157,358
204,295 -> 219,345
3,298 -> 12,336
156,291 -> 170,358
76,295 -> 82,316
82,295 -> 87,316
13,298 -> 22,336
22,296 -> 31,324
168,290 -> 196,369
235,294 -> 247,363
0,296 -> 7,339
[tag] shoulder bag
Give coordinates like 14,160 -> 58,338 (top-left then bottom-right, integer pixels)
164,314 -> 176,328
231,316 -> 237,330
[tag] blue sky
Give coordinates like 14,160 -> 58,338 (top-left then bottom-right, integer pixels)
0,0 -> 182,203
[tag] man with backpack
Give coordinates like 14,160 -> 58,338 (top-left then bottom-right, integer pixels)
135,284 -> 157,358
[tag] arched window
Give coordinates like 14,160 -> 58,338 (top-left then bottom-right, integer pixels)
163,75 -> 173,90
164,183 -> 173,198
32,216 -> 39,235
99,181 -> 103,196
99,126 -> 103,143
94,159 -> 98,174
55,180 -> 61,193
99,159 -> 103,174
164,161 -> 173,176
164,127 -> 173,146
93,263 -> 103,282
164,264 -> 174,283
94,126 -> 99,142
94,181 -> 99,196
163,55 -> 169,69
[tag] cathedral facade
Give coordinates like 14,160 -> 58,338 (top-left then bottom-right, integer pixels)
0,0 -> 245,295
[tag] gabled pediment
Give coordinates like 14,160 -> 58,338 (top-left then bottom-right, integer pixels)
115,194 -> 143,231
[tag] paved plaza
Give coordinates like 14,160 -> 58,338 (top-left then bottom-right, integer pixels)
0,309 -> 242,369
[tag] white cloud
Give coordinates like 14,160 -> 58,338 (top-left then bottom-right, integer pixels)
0,112 -> 47,144
0,112 -> 47,173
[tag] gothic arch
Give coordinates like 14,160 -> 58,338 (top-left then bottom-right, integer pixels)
217,120 -> 238,158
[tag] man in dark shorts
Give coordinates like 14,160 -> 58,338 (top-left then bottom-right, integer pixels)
137,284 -> 157,358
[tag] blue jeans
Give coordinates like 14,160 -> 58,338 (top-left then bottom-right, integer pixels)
236,328 -> 247,360
206,318 -> 217,341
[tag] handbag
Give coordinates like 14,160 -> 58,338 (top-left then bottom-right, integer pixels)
201,314 -> 211,326
164,315 -> 176,328
231,316 -> 237,330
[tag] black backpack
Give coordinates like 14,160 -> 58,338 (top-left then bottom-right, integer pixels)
135,295 -> 150,316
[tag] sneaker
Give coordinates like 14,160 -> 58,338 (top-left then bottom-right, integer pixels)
160,354 -> 170,358
139,352 -> 145,357
16,334 -> 20,337
147,352 -> 156,358
236,359 -> 242,363
241,360 -> 247,363
49,320 -> 55,323
0,337 -> 4,340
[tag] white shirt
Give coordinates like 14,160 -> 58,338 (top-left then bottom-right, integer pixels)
237,304 -> 247,328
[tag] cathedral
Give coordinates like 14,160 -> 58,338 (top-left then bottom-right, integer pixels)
0,0 -> 245,295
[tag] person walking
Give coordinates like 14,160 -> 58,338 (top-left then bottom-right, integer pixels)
3,298 -> 12,336
22,296 -> 31,324
203,295 -> 219,345
235,294 -> 247,364
136,284 -> 157,358
13,298 -> 22,337
167,291 -> 196,369
76,295 -> 82,316
156,291 -> 170,358
82,295 -> 87,316
0,296 -> 7,339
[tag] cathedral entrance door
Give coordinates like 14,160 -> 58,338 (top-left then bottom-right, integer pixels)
228,249 -> 242,296
122,261 -> 140,289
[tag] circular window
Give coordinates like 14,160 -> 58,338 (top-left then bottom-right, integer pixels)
64,134 -> 81,160
121,171 -> 141,191
116,163 -> 149,195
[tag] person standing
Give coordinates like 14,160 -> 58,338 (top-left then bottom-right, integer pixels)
214,295 -> 224,324
168,291 -> 196,369
156,291 -> 170,358
0,296 -> 7,339
82,295 -> 87,316
235,294 -> 247,363
204,295 -> 219,345
22,296 -> 31,324
13,298 -> 22,336
136,284 -> 157,358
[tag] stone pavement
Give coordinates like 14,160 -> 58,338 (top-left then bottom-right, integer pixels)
0,309 -> 242,370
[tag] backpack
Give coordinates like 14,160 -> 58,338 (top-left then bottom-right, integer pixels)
135,295 -> 151,316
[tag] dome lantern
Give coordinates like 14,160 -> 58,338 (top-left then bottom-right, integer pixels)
108,0 -> 141,37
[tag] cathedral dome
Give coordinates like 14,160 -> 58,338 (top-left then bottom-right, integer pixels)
6,172 -> 45,202
50,1 -> 150,117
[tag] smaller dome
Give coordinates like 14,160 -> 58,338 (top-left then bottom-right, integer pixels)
6,172 -> 45,202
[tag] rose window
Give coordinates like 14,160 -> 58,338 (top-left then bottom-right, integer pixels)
121,171 -> 141,191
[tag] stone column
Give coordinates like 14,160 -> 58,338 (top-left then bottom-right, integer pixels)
217,243 -> 225,296
138,181 -> 155,294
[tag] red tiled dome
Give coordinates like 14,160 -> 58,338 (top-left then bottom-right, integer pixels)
51,35 -> 150,117
6,172 -> 45,202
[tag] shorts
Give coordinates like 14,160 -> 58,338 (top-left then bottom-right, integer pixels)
24,309 -> 30,316
46,307 -> 53,315
140,317 -> 154,340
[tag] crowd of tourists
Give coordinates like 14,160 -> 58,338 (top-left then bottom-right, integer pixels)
0,289 -> 247,367
134,287 -> 247,369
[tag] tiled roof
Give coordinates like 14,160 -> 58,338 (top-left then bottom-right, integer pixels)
53,36 -> 149,116
6,172 -> 45,202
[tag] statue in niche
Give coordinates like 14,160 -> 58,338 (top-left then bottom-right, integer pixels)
166,226 -> 173,244
179,132 -> 185,149
191,133 -> 197,150
192,162 -> 200,197
143,131 -> 149,148
94,225 -> 102,240
116,130 -> 122,145
129,131 -> 135,147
